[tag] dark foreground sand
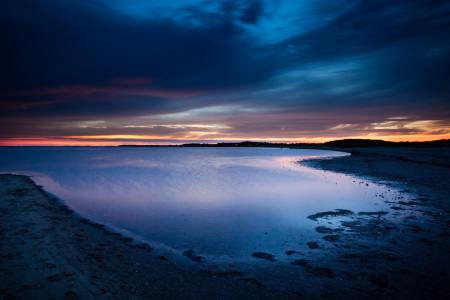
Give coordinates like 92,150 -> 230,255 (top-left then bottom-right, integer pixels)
0,175 -> 280,299
1,147 -> 450,299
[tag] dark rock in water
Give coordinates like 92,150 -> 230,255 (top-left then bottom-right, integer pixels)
316,226 -> 334,233
307,209 -> 354,221
398,200 -> 429,207
291,259 -> 334,278
120,237 -> 133,243
315,226 -> 344,233
291,259 -> 309,266
323,235 -> 341,242
390,206 -> 405,210
252,252 -> 277,262
306,242 -> 320,249
358,211 -> 389,216
341,219 -> 395,237
135,243 -> 153,252
285,250 -> 298,255
183,250 -> 203,262
158,255 -> 169,261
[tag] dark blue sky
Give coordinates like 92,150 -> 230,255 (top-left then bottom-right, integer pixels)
1,0 -> 449,145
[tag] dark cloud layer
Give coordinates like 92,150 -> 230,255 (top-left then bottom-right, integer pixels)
1,0 -> 274,91
1,0 -> 450,143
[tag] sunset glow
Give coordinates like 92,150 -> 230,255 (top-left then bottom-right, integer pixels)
1,0 -> 449,145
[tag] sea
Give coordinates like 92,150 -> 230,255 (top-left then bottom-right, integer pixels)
0,146 -> 398,264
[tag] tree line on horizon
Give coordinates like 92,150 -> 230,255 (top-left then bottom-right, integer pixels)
120,139 -> 450,148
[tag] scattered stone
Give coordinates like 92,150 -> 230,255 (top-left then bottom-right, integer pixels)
358,211 -> 389,216
341,219 -> 395,237
135,243 -> 153,252
323,235 -> 341,242
315,226 -> 334,233
251,252 -> 277,262
315,226 -> 344,234
390,206 -> 405,210
119,237 -> 133,243
307,209 -> 354,221
291,260 -> 334,278
183,250 -> 203,262
306,242 -> 320,249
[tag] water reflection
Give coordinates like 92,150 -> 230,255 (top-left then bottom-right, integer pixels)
0,147 -> 395,259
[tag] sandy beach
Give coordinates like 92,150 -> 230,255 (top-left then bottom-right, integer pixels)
302,146 -> 450,210
0,175 -> 279,299
1,147 -> 450,299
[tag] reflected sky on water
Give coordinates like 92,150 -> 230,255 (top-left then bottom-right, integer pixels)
0,147 -> 395,259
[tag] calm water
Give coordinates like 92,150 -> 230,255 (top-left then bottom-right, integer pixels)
0,147 -> 395,262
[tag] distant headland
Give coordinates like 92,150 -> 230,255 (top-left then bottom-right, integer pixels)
120,138 -> 450,148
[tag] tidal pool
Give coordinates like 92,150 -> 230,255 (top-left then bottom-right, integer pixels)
0,147 -> 396,262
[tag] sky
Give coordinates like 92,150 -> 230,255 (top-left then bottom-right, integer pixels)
1,0 -> 450,145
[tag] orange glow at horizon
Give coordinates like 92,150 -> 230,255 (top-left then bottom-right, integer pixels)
0,139 -> 177,146
1,132 -> 449,146
64,135 -> 174,140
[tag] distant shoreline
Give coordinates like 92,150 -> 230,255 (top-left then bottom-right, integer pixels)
120,138 -> 450,148
1,138 -> 449,148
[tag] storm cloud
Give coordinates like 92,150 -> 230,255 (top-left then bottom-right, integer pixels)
1,0 -> 449,144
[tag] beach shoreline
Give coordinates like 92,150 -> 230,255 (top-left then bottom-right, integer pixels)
300,146 -> 450,210
0,174 -> 279,299
1,147 -> 450,299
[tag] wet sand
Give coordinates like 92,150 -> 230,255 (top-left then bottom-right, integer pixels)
299,146 -> 450,298
0,175 -> 282,299
301,146 -> 450,209
1,147 -> 450,299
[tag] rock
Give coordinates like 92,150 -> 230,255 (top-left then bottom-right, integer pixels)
323,235 -> 341,242
251,252 -> 277,262
307,209 -> 354,221
183,250 -> 203,262
306,242 -> 320,249
291,260 -> 334,278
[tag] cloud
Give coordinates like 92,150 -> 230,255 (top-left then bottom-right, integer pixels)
1,0 -> 450,143
0,0 -> 277,92
240,0 -> 264,25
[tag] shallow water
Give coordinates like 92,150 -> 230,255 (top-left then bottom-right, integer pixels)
0,147 -> 396,261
